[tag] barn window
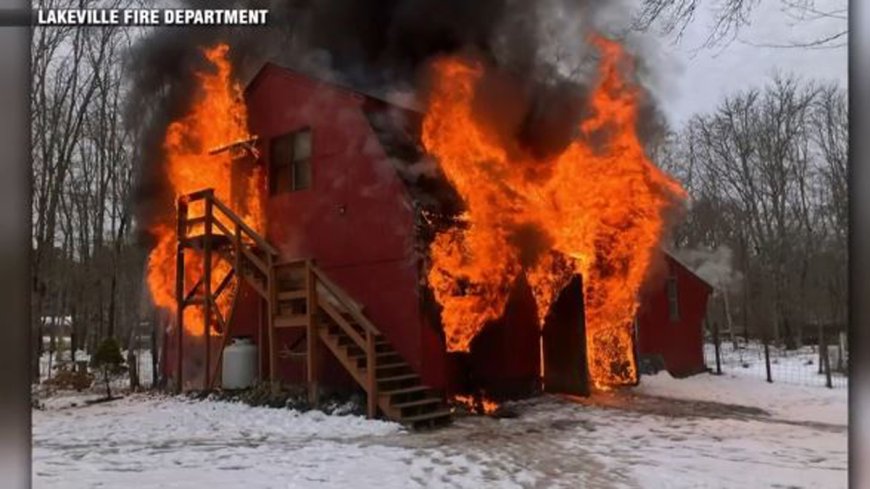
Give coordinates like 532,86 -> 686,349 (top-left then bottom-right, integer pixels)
666,276 -> 680,322
270,129 -> 312,194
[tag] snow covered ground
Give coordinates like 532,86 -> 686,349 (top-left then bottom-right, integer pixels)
32,371 -> 847,489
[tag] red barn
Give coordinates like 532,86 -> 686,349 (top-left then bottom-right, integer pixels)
637,254 -> 713,378
163,62 -> 712,426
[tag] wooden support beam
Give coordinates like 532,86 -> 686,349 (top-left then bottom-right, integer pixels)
210,297 -> 228,333
212,268 -> 235,303
267,254 -> 278,394
203,197 -> 213,391
366,328 -> 377,419
207,287 -> 239,391
184,188 -> 214,202
182,278 -> 204,308
207,135 -> 259,157
306,261 -> 320,407
175,198 -> 188,394
258,291 -> 265,383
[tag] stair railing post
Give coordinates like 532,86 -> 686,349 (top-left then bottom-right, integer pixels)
306,260 -> 320,407
267,254 -> 277,394
175,197 -> 188,394
366,327 -> 377,419
202,192 -> 213,391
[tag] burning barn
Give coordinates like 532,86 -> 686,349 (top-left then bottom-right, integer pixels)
144,37 -> 710,427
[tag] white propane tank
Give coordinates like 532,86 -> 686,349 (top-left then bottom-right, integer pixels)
222,337 -> 258,390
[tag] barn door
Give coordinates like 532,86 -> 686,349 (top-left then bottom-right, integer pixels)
541,275 -> 589,396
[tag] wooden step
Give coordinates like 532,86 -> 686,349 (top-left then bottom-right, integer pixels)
339,336 -> 392,353
400,408 -> 452,424
377,366 -> 414,378
377,374 -> 419,388
381,385 -> 429,397
347,351 -> 400,370
378,373 -> 418,382
274,315 -> 308,328
392,397 -> 442,409
277,290 -> 307,301
376,362 -> 409,371
317,329 -> 367,387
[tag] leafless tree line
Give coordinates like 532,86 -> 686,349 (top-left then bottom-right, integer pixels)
31,0 -> 150,384
655,75 -> 847,348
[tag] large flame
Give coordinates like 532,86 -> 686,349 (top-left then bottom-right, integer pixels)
145,44 -> 263,337
422,36 -> 685,389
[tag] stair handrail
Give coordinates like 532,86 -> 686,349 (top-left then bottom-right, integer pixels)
310,263 -> 381,338
183,188 -> 279,257
310,262 -> 380,415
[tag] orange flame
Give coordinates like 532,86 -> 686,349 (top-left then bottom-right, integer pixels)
422,36 -> 685,389
145,44 -> 263,337
453,394 -> 500,415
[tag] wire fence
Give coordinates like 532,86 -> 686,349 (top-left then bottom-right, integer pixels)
703,326 -> 848,389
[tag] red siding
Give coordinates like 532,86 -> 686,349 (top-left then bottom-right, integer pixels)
637,254 -> 712,377
244,64 -> 443,388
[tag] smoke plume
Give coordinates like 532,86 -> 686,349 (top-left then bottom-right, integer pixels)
127,0 -> 668,237
675,245 -> 743,292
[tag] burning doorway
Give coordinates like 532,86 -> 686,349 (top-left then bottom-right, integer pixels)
448,272 -> 592,399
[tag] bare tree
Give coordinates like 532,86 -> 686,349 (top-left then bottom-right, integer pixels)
31,0 -> 147,384
665,74 -> 845,348
634,0 -> 847,49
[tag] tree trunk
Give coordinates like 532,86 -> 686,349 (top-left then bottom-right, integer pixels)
126,326 -> 139,391
47,323 -> 56,380
32,282 -> 45,383
107,273 -> 117,339
104,369 -> 112,399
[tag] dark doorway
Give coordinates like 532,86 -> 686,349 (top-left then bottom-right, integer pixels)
465,275 -> 541,398
542,275 -> 589,396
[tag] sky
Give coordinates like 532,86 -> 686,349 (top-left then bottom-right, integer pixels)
650,0 -> 848,128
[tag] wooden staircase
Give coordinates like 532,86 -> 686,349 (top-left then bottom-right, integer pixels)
175,189 -> 451,429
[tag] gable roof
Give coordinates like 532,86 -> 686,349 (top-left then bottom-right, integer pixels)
244,63 -> 708,287
665,252 -> 715,291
